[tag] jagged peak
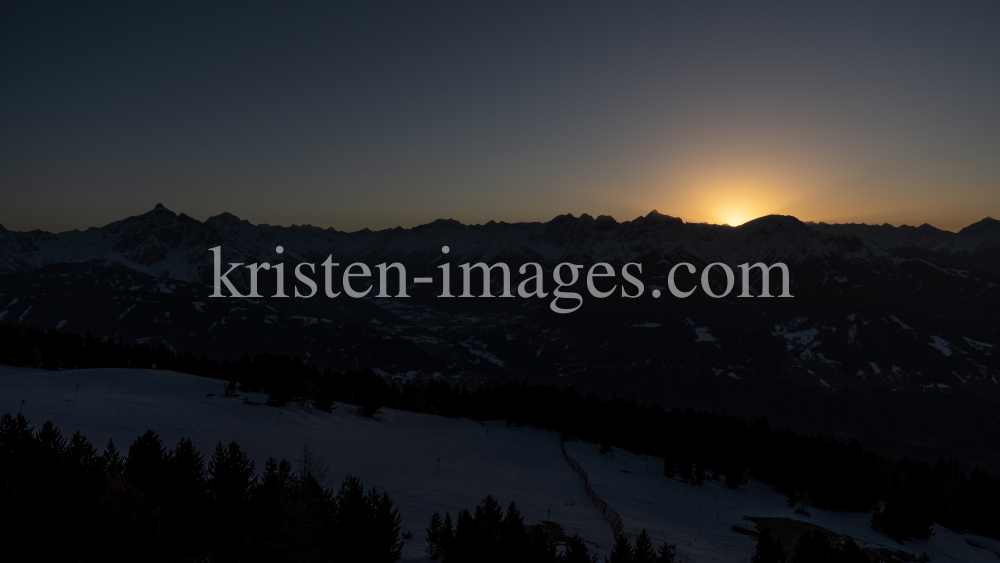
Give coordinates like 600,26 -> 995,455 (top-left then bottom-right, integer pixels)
150,203 -> 172,213
639,209 -> 682,224
0,222 -> 6,233
206,211 -> 244,224
958,216 -> 998,235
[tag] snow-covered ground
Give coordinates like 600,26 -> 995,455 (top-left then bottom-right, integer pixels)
2,366 -> 998,562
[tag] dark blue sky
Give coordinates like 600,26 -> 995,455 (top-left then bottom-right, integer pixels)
3,2 -> 999,232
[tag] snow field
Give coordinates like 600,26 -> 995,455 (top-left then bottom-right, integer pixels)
2,366 -> 999,562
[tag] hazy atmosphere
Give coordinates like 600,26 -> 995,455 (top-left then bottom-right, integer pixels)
3,1 -> 999,233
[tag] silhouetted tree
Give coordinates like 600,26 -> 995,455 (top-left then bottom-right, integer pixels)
791,530 -> 829,563
751,527 -> 786,563
608,533 -> 634,563
563,534 -> 597,563
633,530 -> 656,563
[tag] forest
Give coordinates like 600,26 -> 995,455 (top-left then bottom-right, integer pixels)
2,324 -> 999,545
0,412 -> 403,562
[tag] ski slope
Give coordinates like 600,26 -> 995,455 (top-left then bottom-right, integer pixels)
2,366 -> 998,562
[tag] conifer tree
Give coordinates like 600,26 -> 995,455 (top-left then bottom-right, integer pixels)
426,512 -> 446,561
101,438 -> 125,478
662,455 -> 677,478
334,476 -> 368,560
525,524 -> 557,563
286,471 -> 334,562
127,430 -> 168,500
169,437 -> 206,489
607,533 -> 634,563
791,530 -> 829,563
0,413 -> 34,468
693,463 -> 706,486
633,530 -> 656,563
441,512 -> 456,561
500,502 -> 528,562
839,537 -> 867,563
655,541 -> 677,563
750,528 -> 786,563
871,489 -> 934,541
563,534 -> 597,563
367,487 -> 404,563
298,442 -> 328,483
66,431 -> 99,489
167,437 -> 209,557
208,441 -> 257,561
209,441 -> 256,508
725,461 -> 749,489
452,509 -> 477,562
255,456 -> 296,559
677,450 -> 693,483
474,495 -> 504,560
37,420 -> 66,460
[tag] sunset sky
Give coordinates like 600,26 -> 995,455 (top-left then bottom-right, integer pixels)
2,2 -> 999,233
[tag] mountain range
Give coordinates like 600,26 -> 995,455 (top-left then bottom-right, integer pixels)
2,204 -> 999,470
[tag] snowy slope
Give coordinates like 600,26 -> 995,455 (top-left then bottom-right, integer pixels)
2,366 -> 998,562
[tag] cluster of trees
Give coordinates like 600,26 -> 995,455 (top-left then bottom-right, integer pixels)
423,497 -> 679,563
605,530 -> 677,563
749,528 -> 928,563
424,495 -> 597,563
3,324 -> 1000,542
0,413 -> 403,562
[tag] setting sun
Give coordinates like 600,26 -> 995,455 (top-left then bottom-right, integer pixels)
719,212 -> 751,226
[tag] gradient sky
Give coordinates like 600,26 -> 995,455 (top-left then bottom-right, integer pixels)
2,2 -> 999,233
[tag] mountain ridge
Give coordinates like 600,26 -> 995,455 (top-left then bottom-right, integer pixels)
3,204 -> 1000,474
4,205 -> 1000,284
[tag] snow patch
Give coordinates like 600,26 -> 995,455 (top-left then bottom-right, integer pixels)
929,336 -> 952,357
890,316 -> 913,331
963,337 -> 994,351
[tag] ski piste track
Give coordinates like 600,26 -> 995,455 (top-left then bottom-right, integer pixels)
561,438 -> 626,540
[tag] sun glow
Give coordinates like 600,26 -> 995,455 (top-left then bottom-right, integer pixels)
691,176 -> 800,227
719,209 -> 752,226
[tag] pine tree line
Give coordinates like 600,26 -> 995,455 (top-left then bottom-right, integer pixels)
748,527 -> 929,563
3,324 -> 1000,541
605,530 -> 677,563
0,413 -> 403,562
424,494 -> 600,563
